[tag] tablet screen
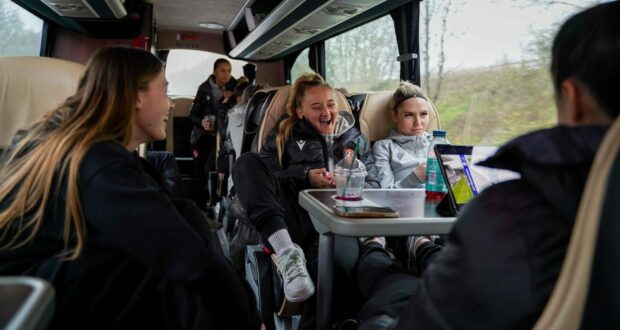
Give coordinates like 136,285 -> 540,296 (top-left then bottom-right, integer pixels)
435,145 -> 520,208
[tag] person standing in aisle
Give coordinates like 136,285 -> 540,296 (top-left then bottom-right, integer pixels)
189,58 -> 237,207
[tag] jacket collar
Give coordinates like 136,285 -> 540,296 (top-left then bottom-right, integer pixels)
479,125 -> 608,220
388,129 -> 431,145
296,110 -> 355,138
208,75 -> 222,90
479,125 -> 608,171
330,111 -> 355,138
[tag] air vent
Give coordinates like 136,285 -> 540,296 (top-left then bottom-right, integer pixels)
42,0 -> 127,19
293,26 -> 321,35
321,4 -> 362,16
42,0 -> 97,18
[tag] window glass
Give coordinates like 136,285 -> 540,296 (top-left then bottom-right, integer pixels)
0,0 -> 43,56
165,49 -> 247,96
325,15 -> 400,92
420,0 -> 602,146
290,48 -> 311,83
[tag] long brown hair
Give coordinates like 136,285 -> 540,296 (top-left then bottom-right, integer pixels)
276,72 -> 332,163
0,47 -> 163,259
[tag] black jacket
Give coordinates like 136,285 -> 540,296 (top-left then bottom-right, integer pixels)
0,141 -> 260,329
395,125 -> 608,329
189,75 -> 237,146
260,111 -> 380,190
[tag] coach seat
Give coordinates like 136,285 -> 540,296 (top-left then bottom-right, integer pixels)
350,90 -> 441,143
0,56 -> 84,151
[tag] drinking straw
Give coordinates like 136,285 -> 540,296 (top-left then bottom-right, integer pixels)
341,137 -> 362,198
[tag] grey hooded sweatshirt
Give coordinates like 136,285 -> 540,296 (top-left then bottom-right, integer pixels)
372,129 -> 432,188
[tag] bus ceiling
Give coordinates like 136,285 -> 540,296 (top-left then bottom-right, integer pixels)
12,0 -> 418,63
11,0 -> 147,38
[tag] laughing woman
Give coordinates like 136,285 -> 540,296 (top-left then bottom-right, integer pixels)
233,72 -> 379,328
0,47 -> 260,329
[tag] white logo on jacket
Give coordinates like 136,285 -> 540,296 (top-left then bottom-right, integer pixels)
296,140 -> 306,151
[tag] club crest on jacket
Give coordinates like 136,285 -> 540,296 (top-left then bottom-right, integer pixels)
296,140 -> 306,151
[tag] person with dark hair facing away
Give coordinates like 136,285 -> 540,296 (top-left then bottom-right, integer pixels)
233,72 -> 380,328
243,63 -> 257,84
189,58 -> 237,207
355,2 -> 620,329
0,47 -> 261,330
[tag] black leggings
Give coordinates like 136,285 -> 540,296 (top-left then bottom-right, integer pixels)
233,152 -> 364,329
191,134 -> 216,206
233,152 -> 318,250
356,243 -> 419,330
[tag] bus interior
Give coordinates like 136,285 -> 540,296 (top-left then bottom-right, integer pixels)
1,0 -> 619,329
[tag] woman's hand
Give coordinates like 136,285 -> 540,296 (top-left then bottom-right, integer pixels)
309,168 -> 335,188
222,90 -> 234,99
414,162 -> 427,182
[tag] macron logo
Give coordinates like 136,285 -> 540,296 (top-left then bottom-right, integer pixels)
296,140 -> 306,151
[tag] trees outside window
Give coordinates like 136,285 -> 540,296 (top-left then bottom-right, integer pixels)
290,48 -> 312,83
421,0 -> 603,146
0,0 -> 43,57
325,15 -> 400,92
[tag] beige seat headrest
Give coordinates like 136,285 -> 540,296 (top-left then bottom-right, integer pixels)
171,96 -> 194,118
0,56 -> 84,149
357,91 -> 441,142
256,86 -> 352,152
166,96 -> 196,153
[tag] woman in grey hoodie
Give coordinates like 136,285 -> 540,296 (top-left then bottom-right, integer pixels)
372,82 -> 436,188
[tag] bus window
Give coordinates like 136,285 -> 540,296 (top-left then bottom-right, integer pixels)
325,15 -> 399,92
0,0 -> 43,56
420,0 -> 601,146
165,49 -> 247,97
290,48 -> 311,83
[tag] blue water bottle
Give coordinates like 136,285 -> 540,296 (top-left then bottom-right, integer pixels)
425,130 -> 448,200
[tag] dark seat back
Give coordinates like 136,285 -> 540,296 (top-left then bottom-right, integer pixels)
241,87 -> 288,155
170,96 -> 195,158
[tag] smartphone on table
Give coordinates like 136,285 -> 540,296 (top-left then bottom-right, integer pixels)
333,205 -> 399,218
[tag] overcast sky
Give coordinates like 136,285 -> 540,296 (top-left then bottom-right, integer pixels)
424,0 -> 600,70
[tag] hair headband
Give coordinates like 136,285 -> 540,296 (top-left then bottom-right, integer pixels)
393,94 -> 428,110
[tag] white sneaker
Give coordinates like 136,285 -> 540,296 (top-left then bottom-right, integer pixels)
276,245 -> 315,302
359,236 -> 386,247
407,235 -> 439,257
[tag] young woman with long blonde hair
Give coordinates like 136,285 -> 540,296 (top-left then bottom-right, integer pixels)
0,47 -> 260,329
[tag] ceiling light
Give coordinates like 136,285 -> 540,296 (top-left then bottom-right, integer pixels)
293,26 -> 321,35
199,22 -> 225,30
322,4 -> 361,16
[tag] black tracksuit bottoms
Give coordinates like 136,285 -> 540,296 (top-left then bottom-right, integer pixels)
233,152 -> 364,329
356,243 -> 420,330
